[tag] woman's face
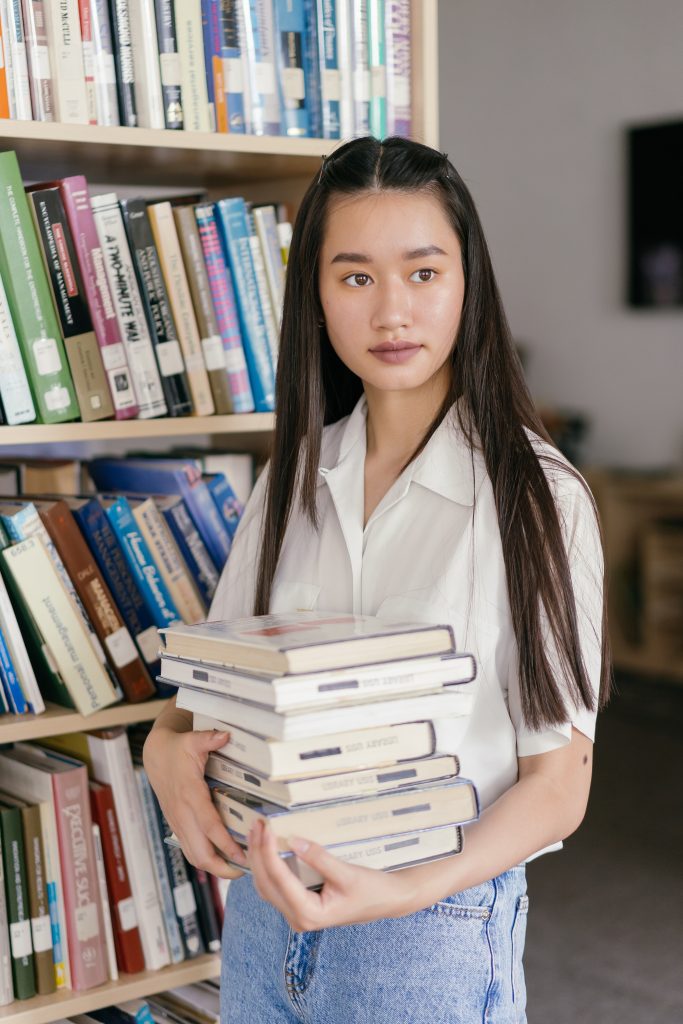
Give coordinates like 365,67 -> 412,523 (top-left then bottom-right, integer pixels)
318,190 -> 465,397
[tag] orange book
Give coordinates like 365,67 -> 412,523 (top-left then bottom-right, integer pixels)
213,55 -> 228,133
0,18 -> 10,118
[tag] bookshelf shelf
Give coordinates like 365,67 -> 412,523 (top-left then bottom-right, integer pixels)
0,955 -> 221,1024
0,699 -> 170,743
0,413 -> 275,447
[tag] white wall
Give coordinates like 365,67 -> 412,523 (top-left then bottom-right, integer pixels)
439,0 -> 683,467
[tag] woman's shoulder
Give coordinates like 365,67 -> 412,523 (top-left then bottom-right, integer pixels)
524,427 -> 599,541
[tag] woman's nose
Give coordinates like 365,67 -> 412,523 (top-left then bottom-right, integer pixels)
370,280 -> 413,332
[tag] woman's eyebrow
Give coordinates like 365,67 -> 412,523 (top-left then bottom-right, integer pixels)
330,244 -> 447,265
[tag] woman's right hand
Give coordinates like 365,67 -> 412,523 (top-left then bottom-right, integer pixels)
143,721 -> 247,880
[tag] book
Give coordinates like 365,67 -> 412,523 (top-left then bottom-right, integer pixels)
203,471 -> 241,538
239,0 -> 280,135
245,210 -> 278,367
367,0 -> 386,138
178,685 -> 474,741
0,152 -> 79,424
0,798 -> 35,1000
201,0 -> 225,132
315,0 -> 341,138
0,618 -> 26,714
147,201 -> 215,416
218,0 -> 245,133
91,822 -> 119,980
1,1 -> 32,120
251,205 -> 284,331
194,713 -> 437,779
153,0 -> 183,129
335,0 -> 353,137
273,0 -> 309,138
57,175 -> 139,419
27,184 -> 115,422
128,0 -> 165,128
172,204 -> 232,415
174,0 -> 210,132
0,750 -> 70,989
89,780 -> 145,975
194,203 -> 254,413
13,457 -> 81,496
0,267 -> 35,425
205,751 -> 460,809
0,823 -> 13,1005
349,0 -> 370,134
156,494 -> 219,608
0,12 -> 10,119
108,0 -> 137,126
0,570 -> 43,714
159,611 -> 456,674
302,0 -> 321,136
212,777 -> 479,852
90,0 -> 120,125
21,0 -> 56,121
77,0 -> 99,124
119,197 -> 193,417
43,0 -> 89,122
385,0 -> 411,137
186,865 -> 220,953
184,448 -> 254,505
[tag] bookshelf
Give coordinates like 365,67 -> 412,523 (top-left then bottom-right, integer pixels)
0,1 -> 440,1019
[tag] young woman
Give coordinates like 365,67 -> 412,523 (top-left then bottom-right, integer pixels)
144,136 -> 611,1024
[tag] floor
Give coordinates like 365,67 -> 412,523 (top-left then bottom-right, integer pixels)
525,675 -> 683,1023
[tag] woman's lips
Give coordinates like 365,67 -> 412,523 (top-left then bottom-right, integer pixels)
369,342 -> 422,364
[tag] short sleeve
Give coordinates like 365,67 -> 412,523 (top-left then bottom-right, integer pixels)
209,463 -> 270,621
508,468 -> 604,757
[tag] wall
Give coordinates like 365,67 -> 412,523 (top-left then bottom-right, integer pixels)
439,0 -> 683,467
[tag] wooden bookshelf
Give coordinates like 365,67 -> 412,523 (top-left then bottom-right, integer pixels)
0,412 -> 274,446
0,956 -> 221,1024
0,699 -> 170,743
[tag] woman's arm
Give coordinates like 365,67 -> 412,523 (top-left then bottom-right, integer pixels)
247,727 -> 593,930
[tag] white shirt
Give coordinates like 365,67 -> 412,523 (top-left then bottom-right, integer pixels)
211,397 -> 603,843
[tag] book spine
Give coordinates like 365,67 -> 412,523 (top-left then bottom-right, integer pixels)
385,0 -> 410,136
59,176 -> 138,419
316,0 -> 340,138
186,865 -> 220,953
204,472 -> 241,539
108,0 -> 137,126
0,152 -> 79,424
40,501 -> 155,703
335,0 -> 353,138
51,766 -> 108,989
120,197 -> 193,416
134,768 -> 184,964
172,205 -> 232,415
0,567 -> 42,715
21,0 -> 56,121
272,0 -> 309,138
3,0 -> 32,119
214,197 -> 274,411
147,202 -> 215,416
0,621 -> 26,713
174,0 -> 210,131
72,498 -> 161,675
91,823 -> 118,980
153,0 -> 183,128
0,805 -> 35,999
43,0 -> 89,123
0,11 -> 11,118
244,0 -> 280,135
131,498 -> 206,624
218,0 -> 244,132
350,0 -> 369,134
91,193 -> 168,419
0,2 -> 18,118
194,204 -> 253,413
252,205 -> 284,326
19,804 -> 54,994
86,731 -> 171,972
160,499 -> 219,606
0,828 -> 13,1005
201,0 -> 222,132
89,782 -> 145,975
302,0 -> 321,136
76,0 -> 99,122
89,0 -> 120,125
128,0 -> 165,128
246,210 -> 279,367
367,0 -> 385,138
0,268 -> 36,425
28,186 -> 114,422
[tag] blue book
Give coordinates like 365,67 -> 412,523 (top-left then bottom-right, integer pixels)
202,0 -> 220,132
203,472 -> 242,540
273,0 -> 310,137
88,458 -> 232,571
69,496 -> 162,676
99,494 -> 182,631
0,621 -> 26,714
315,0 -> 340,137
156,494 -> 220,608
214,198 -> 275,412
303,0 -> 322,137
218,0 -> 246,132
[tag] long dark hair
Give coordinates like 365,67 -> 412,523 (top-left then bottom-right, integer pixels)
255,136 -> 611,729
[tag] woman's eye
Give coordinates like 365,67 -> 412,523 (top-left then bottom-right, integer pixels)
344,273 -> 372,287
410,268 -> 436,283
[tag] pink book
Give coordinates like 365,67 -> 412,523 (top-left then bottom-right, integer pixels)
58,175 -> 139,419
10,744 -> 108,990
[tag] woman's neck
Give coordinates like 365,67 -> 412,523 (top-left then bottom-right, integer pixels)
364,371 -> 451,464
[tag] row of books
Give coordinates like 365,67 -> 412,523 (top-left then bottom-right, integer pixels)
0,727 -> 228,1003
160,612 -> 479,890
0,1 -> 413,140
13,980 -> 224,1024
0,150 -> 288,426
0,452 -> 253,719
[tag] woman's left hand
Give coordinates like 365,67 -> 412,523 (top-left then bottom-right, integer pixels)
247,819 -> 416,930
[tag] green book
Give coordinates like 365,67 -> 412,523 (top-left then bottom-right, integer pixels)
0,801 -> 36,1000
0,152 -> 79,424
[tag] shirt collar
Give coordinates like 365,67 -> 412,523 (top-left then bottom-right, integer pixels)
319,395 -> 484,508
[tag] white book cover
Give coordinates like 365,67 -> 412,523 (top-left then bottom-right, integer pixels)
90,0 -> 120,125
0,268 -> 36,424
86,730 -> 171,972
2,0 -> 32,118
128,0 -> 165,128
91,823 -> 119,981
43,0 -> 89,123
248,220 -> 279,367
252,206 -> 285,327
76,0 -> 99,123
174,0 -> 210,131
0,571 -> 44,715
335,0 -> 354,138
90,193 -> 167,418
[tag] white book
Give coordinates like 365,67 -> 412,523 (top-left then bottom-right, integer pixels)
91,823 -> 119,981
43,0 -> 89,123
335,0 -> 354,138
90,0 -> 120,125
350,0 -> 370,134
0,751 -> 71,990
247,215 -> 278,367
128,0 -> 165,128
161,649 -> 476,712
252,206 -> 285,327
86,729 -> 171,972
174,0 -> 210,131
0,571 -> 44,715
90,192 -> 167,419
178,684 -> 474,741
0,828 -> 13,1005
2,0 -> 31,119
21,0 -> 56,121
0,268 -> 35,424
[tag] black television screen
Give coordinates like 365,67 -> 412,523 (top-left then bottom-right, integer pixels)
628,119 -> 683,307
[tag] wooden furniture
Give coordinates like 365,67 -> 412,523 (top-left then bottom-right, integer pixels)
0,2 -> 440,1018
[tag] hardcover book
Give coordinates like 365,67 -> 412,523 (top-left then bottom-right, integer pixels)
77,0 -> 99,123
218,0 -> 245,132
22,0 -> 56,121
273,0 -> 309,138
315,0 -> 341,138
0,824 -> 13,1005
108,0 -> 137,126
1,0 -> 32,119
43,0 -> 89,122
128,0 -> 165,128
153,0 -> 184,129
90,0 -> 121,125
155,493 -> 219,608
174,0 -> 210,131
367,0 -> 386,138
0,242 -> 35,424
385,0 -> 411,137
239,0 -> 280,135
0,799 -> 35,1000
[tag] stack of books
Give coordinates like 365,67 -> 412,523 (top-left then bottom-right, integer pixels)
159,612 -> 480,889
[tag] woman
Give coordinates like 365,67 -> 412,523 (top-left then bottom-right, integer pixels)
144,136 -> 611,1023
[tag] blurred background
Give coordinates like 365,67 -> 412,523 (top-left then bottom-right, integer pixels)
439,3 -> 683,1021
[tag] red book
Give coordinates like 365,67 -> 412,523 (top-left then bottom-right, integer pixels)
89,780 -> 145,975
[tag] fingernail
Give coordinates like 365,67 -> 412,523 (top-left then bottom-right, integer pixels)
289,836 -> 310,854
232,848 -> 247,864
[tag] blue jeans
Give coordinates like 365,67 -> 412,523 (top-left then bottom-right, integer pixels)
220,866 -> 529,1023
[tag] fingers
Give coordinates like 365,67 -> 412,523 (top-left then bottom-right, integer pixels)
248,821 -> 320,930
